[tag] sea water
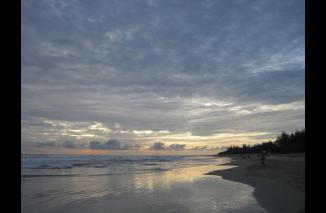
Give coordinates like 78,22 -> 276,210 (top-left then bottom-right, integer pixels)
21,154 -> 267,213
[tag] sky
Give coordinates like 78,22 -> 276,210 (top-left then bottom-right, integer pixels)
21,0 -> 305,155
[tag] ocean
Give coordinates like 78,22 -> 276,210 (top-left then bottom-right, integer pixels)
21,154 -> 267,213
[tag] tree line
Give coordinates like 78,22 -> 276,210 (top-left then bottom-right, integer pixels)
218,129 -> 305,155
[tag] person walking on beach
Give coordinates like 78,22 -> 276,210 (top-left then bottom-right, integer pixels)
241,152 -> 245,159
261,150 -> 266,167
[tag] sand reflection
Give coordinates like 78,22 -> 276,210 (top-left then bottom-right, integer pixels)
131,164 -> 237,193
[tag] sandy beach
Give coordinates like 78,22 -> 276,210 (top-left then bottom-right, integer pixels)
207,154 -> 305,213
22,154 -> 305,213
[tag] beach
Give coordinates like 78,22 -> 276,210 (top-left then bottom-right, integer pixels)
207,154 -> 305,213
22,155 -> 267,213
21,154 -> 304,213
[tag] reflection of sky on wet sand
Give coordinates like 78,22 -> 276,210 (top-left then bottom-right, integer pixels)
131,165 -> 222,193
22,163 -> 266,213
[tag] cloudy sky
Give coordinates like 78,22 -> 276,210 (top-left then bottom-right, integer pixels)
21,0 -> 304,155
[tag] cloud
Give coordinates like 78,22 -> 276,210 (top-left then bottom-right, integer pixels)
89,141 -> 103,149
32,139 -> 223,152
88,139 -> 139,150
150,142 -> 166,150
192,146 -> 208,151
22,0 -> 304,151
122,144 -> 140,150
169,143 -> 186,150
149,142 -> 186,151
62,141 -> 78,149
102,139 -> 121,150
191,145 -> 229,151
35,141 -> 56,147
34,141 -> 80,149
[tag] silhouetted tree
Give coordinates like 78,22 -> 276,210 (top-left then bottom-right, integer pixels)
218,129 -> 305,155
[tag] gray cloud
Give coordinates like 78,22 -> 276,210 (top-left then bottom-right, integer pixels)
192,146 -> 229,151
150,142 -> 186,151
32,139 -> 223,151
62,141 -> 78,149
150,142 -> 166,150
89,141 -> 103,149
122,144 -> 140,150
22,0 -> 304,150
35,141 -> 56,148
192,146 -> 208,151
34,141 -> 80,149
88,139 -> 139,150
169,144 -> 186,150
102,139 -> 121,150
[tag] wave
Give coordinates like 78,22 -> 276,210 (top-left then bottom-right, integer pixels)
35,164 -> 73,169
25,156 -> 186,170
21,155 -> 219,178
21,168 -> 170,178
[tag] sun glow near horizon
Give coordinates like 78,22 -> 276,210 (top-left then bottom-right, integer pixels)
22,118 -> 278,155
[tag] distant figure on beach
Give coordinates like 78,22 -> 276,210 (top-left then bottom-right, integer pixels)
261,150 -> 266,167
247,153 -> 250,159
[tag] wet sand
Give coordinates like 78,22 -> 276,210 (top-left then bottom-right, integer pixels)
22,158 -> 267,213
207,154 -> 305,213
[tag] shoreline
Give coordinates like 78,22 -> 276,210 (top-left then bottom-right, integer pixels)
206,154 -> 305,213
22,156 -> 267,213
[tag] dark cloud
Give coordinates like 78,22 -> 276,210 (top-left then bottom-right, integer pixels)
34,141 -> 80,149
169,144 -> 186,150
150,142 -> 166,150
22,0 -> 305,148
62,141 -> 78,149
122,144 -> 140,150
88,139 -> 139,150
89,141 -> 104,149
191,146 -> 228,151
103,139 -> 121,150
150,142 -> 186,151
35,141 -> 56,147
192,146 -> 208,151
